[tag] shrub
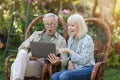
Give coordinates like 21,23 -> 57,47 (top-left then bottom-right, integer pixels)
107,47 -> 120,67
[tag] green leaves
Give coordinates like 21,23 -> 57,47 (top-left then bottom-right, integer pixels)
107,47 -> 120,67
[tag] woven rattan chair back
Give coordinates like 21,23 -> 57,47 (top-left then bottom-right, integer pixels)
85,18 -> 111,80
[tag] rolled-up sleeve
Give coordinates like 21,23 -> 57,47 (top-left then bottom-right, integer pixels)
68,35 -> 95,68
18,31 -> 37,51
71,41 -> 94,65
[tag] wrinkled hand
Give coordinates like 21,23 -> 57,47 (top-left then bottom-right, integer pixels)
58,48 -> 73,55
47,53 -> 61,66
58,48 -> 67,53
30,56 -> 39,60
67,61 -> 75,70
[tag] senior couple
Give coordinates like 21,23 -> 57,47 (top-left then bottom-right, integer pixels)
10,13 -> 95,80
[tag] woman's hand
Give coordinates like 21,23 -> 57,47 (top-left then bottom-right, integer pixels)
67,61 -> 75,70
59,48 -> 73,55
58,48 -> 67,53
47,53 -> 61,66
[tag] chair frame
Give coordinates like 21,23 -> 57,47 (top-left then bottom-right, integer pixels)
85,18 -> 111,80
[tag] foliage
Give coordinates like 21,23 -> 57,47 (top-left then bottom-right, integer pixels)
0,50 -> 6,80
107,47 -> 120,68
112,27 -> 120,43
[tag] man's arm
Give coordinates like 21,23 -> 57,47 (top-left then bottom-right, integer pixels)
18,31 -> 37,52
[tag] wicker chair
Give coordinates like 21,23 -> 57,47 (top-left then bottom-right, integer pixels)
42,18 -> 112,80
4,15 -> 68,80
85,18 -> 111,80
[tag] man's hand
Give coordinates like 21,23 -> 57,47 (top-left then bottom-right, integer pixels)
47,53 -> 61,66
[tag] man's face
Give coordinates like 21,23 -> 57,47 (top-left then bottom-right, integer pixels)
44,16 -> 57,36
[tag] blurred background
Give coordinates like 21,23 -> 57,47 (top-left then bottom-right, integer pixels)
0,0 -> 120,80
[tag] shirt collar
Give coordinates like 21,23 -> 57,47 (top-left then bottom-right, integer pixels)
38,30 -> 58,39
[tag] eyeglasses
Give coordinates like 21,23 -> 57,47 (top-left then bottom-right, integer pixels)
44,23 -> 56,27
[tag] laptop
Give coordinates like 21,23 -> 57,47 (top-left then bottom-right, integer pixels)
30,42 -> 56,58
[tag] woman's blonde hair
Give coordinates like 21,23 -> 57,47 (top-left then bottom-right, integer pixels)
67,14 -> 88,38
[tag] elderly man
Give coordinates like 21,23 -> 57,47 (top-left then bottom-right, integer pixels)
10,13 -> 68,80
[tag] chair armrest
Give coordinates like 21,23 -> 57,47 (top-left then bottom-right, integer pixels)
41,60 -> 51,80
41,60 -> 61,80
4,55 -> 16,80
91,62 -> 106,80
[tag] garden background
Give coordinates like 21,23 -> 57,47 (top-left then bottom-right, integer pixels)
0,0 -> 120,80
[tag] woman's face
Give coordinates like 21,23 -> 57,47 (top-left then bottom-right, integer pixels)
68,23 -> 78,37
43,16 -> 57,36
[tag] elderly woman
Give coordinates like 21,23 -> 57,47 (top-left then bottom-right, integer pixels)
50,14 -> 95,80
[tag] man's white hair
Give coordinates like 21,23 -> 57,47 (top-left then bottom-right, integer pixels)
43,13 -> 58,24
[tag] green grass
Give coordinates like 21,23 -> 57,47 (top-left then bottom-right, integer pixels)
0,49 -> 120,80
104,67 -> 120,80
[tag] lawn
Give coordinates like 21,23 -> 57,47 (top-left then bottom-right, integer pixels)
104,67 -> 120,80
0,49 -> 120,80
